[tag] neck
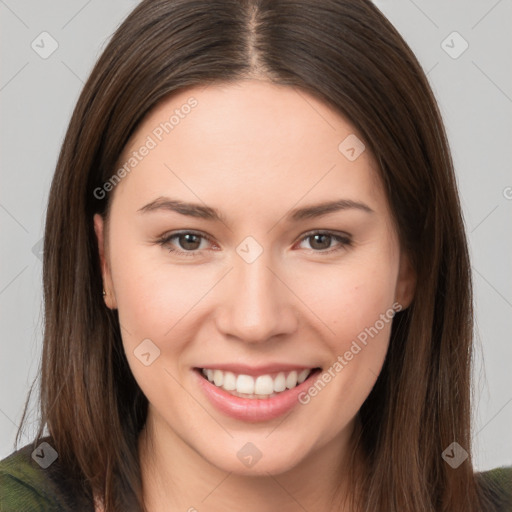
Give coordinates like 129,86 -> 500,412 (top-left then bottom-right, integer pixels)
138,411 -> 363,512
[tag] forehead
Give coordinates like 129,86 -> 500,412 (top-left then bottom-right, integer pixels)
111,79 -> 386,218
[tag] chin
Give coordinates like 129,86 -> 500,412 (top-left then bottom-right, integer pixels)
198,435 -> 311,477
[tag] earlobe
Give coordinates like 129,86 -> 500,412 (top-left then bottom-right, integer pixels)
93,213 -> 117,309
395,251 -> 416,310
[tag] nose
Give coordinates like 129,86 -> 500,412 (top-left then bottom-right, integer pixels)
214,253 -> 299,344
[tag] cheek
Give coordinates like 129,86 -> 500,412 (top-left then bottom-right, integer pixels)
109,236 -> 218,349
108,244 -> 210,404
297,265 -> 398,434
295,250 -> 399,345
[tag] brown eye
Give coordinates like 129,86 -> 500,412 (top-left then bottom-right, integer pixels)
309,233 -> 333,250
297,231 -> 352,254
157,231 -> 212,258
177,233 -> 202,250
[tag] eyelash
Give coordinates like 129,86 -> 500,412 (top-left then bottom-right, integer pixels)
156,230 -> 352,258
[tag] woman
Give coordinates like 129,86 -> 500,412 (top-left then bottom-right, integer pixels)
1,0 -> 510,511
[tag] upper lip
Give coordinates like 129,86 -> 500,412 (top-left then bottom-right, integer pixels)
195,364 -> 320,377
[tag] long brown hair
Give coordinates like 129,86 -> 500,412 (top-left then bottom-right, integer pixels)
16,0 -> 494,510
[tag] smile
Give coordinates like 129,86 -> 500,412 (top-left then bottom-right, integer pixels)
200,368 -> 313,398
195,366 -> 322,422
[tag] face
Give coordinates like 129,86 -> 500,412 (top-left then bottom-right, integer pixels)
94,79 -> 415,476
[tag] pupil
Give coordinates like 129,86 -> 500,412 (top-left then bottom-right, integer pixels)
311,234 -> 330,250
181,234 -> 199,250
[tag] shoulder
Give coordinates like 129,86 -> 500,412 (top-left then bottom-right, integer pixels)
475,465 -> 512,512
0,437 -> 93,512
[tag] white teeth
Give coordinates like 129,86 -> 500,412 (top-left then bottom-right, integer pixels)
254,375 -> 274,395
273,372 -> 287,392
201,368 -> 314,398
286,371 -> 298,389
213,369 -> 224,387
236,374 -> 255,394
223,371 -> 236,391
297,369 -> 310,384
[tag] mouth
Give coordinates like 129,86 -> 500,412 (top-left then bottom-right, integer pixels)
197,367 -> 320,399
193,365 -> 322,422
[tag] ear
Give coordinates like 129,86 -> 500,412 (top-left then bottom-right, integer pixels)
395,250 -> 416,310
93,213 -> 117,310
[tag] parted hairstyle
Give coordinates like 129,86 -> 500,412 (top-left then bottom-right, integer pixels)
16,0 -> 498,510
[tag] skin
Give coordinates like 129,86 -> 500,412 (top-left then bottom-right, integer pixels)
94,79 -> 416,511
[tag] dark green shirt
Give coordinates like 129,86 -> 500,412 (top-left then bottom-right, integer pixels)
0,440 -> 93,511
1,439 -> 511,511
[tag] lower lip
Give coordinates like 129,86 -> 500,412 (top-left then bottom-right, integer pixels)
194,369 -> 321,422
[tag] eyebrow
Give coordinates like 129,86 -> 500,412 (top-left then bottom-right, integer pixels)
137,196 -> 374,222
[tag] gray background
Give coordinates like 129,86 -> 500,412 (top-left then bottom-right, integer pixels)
1,0 -> 511,470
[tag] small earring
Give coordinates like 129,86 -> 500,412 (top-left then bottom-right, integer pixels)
103,289 -> 106,296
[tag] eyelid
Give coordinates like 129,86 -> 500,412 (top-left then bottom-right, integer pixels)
156,230 -> 216,257
298,229 -> 352,243
156,229 -> 353,257
294,230 -> 352,253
